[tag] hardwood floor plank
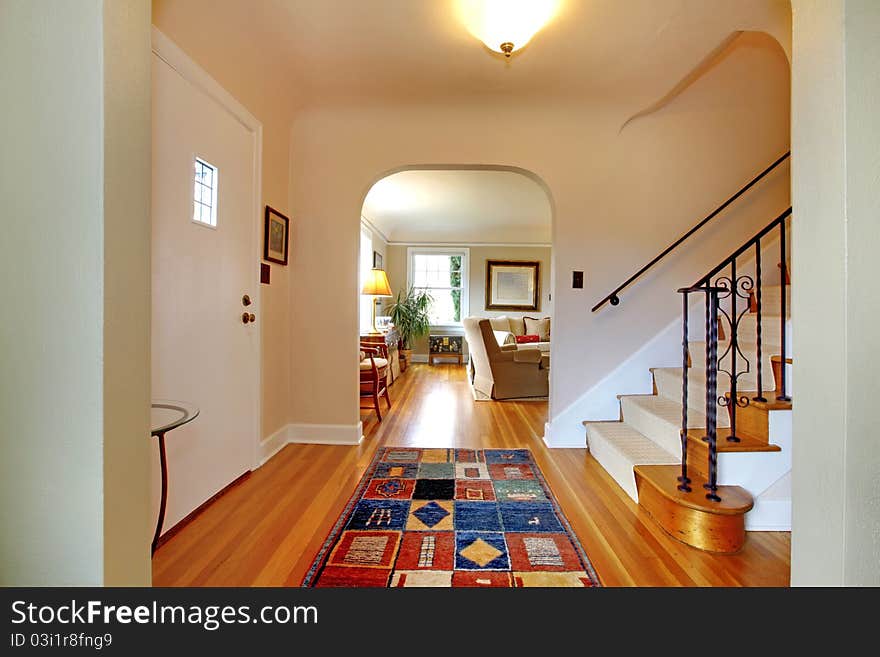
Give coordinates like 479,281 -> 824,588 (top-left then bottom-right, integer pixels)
152,363 -> 790,587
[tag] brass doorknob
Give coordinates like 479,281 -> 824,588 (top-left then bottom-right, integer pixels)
242,294 -> 252,306
242,312 -> 252,324
249,313 -> 256,323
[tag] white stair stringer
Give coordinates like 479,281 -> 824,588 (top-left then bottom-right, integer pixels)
718,406 -> 792,530
584,421 -> 678,502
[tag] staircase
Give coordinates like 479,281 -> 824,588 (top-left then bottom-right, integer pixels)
587,178 -> 794,553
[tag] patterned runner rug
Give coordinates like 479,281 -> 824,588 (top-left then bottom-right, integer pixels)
302,448 -> 600,587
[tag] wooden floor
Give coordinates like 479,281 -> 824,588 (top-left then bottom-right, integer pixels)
152,364 -> 790,586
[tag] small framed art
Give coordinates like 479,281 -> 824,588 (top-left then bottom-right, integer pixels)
264,206 -> 290,266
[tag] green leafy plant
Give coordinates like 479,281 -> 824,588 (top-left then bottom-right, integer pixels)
387,286 -> 433,350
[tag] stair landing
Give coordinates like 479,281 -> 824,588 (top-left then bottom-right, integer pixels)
634,465 -> 753,553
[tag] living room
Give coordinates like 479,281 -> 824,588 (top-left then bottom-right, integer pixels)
359,167 -> 554,418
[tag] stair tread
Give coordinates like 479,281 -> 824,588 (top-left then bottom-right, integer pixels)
653,366 -> 760,388
742,396 -> 792,411
621,393 -> 705,427
584,422 -> 679,464
634,465 -> 754,515
686,428 -> 781,452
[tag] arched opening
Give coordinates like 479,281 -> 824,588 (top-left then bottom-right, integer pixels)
357,165 -> 556,429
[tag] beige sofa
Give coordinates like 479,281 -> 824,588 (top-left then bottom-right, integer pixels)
462,317 -> 549,400
486,315 -> 551,353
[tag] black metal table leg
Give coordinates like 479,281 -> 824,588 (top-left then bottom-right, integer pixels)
151,431 -> 168,555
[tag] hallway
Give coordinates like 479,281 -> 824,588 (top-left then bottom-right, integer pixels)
152,364 -> 790,586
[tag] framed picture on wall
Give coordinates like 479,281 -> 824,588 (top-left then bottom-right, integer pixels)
264,206 -> 290,265
373,251 -> 383,269
486,260 -> 540,311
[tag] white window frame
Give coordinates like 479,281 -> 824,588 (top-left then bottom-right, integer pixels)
192,155 -> 219,229
406,247 -> 470,329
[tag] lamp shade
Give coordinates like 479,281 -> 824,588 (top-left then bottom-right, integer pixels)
362,268 -> 393,296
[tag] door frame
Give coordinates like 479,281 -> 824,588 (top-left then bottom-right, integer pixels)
151,27 -> 263,469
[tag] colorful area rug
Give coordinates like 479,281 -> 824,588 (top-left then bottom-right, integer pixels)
302,448 -> 600,587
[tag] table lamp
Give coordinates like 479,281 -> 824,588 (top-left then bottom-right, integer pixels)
362,268 -> 393,334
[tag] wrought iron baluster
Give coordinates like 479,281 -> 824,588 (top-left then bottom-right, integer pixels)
778,218 -> 791,401
753,239 -> 767,402
678,291 -> 692,492
705,288 -> 721,502
702,283 -> 710,445
727,259 -> 741,442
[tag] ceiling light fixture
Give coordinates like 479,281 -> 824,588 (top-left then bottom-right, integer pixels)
457,0 -> 561,59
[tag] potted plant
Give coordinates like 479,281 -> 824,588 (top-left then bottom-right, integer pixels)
386,286 -> 432,371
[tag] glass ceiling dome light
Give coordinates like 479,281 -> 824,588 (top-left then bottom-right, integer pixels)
457,0 -> 561,58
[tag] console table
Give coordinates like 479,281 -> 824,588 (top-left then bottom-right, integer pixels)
361,327 -> 400,384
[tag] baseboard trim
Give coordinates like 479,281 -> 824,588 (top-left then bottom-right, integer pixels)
542,422 -> 587,448
289,422 -> 364,445
259,424 -> 291,465
155,470 -> 251,549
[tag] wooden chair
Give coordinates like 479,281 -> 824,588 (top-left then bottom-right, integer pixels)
360,343 -> 392,421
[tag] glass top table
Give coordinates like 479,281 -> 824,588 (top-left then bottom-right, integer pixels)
151,399 -> 199,436
149,399 -> 199,555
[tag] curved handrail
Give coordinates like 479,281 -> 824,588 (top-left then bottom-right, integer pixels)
591,151 -> 790,312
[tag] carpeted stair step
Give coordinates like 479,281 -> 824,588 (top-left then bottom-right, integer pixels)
653,366 -> 757,423
751,284 -> 790,313
618,394 -> 722,456
583,421 -> 678,502
723,313 -> 790,353
686,341 -> 777,381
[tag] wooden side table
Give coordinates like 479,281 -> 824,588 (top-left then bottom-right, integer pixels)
428,334 -> 463,365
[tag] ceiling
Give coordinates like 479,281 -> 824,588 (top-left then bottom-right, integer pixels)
362,169 -> 552,244
154,0 -> 789,108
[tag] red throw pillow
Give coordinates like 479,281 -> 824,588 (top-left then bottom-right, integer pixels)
516,334 -> 540,344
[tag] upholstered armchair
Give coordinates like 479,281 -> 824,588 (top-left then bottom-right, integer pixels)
462,318 -> 549,400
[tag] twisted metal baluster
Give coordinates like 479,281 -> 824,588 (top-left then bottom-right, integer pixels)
753,240 -> 767,402
702,282 -> 710,445
778,219 -> 791,401
678,291 -> 692,492
705,289 -> 721,502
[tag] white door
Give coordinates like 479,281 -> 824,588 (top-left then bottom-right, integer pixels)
151,47 -> 260,533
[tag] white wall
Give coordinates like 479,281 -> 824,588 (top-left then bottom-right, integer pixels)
791,0 -> 880,586
153,0 -> 298,441
0,0 -> 152,585
287,28 -> 791,430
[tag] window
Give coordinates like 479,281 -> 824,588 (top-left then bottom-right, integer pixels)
360,225 -> 374,333
193,157 -> 218,227
408,248 -> 469,326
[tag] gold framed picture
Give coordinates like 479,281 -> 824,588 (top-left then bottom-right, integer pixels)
485,260 -> 540,311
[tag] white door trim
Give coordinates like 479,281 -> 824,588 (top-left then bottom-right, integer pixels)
151,27 -> 264,470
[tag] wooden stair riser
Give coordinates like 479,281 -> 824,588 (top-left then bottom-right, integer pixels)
721,398 -> 771,442
638,486 -> 746,553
